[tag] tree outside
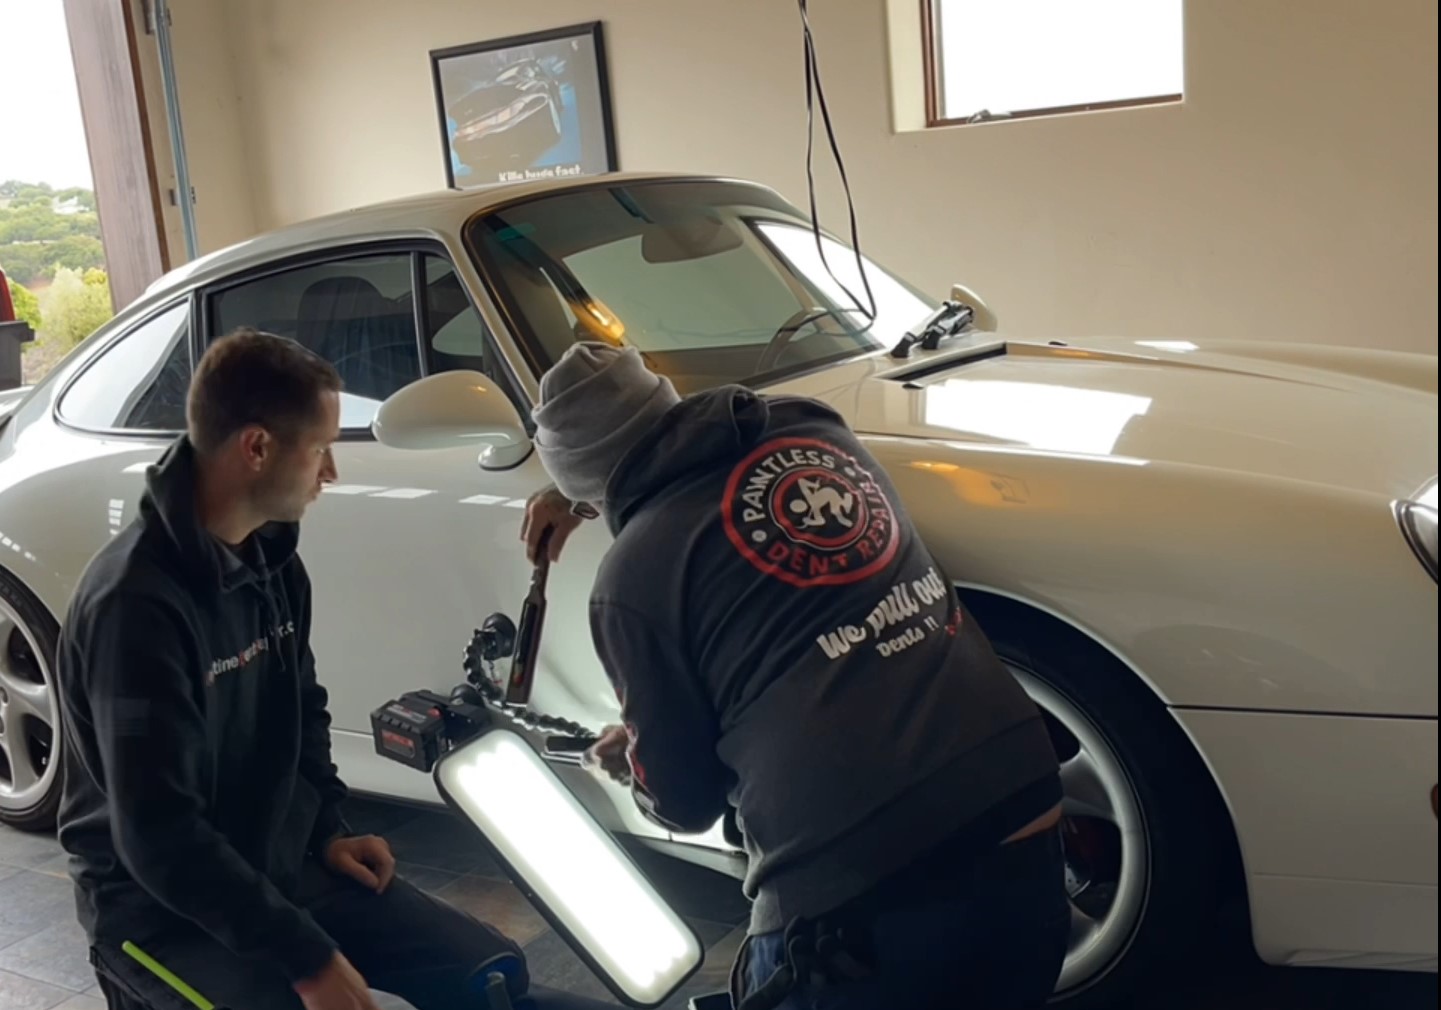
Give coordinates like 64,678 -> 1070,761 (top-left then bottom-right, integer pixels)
6,274 -> 42,331
0,179 -> 114,384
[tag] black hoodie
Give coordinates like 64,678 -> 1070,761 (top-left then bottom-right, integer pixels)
55,436 -> 349,981
590,387 -> 1061,934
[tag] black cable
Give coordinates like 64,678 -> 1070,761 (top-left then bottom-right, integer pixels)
463,632 -> 598,742
797,0 -> 878,327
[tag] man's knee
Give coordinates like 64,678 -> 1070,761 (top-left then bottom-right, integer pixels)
363,875 -> 525,953
394,880 -> 532,988
315,875 -> 531,1003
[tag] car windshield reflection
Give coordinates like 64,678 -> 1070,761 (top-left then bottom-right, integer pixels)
466,179 -> 937,393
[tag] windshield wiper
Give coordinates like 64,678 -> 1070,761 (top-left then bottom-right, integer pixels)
889,299 -> 976,359
754,306 -> 867,375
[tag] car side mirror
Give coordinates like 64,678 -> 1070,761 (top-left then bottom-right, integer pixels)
951,283 -> 998,332
372,370 -> 534,471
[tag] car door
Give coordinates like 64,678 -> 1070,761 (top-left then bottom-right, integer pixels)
197,245 -> 640,822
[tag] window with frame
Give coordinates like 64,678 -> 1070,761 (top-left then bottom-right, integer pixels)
925,0 -> 1184,125
208,250 -> 525,431
421,255 -> 498,375
57,300 -> 193,433
209,252 -> 424,429
467,181 -> 935,394
419,254 -> 530,420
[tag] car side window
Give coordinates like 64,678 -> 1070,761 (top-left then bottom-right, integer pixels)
422,255 -> 493,372
209,253 -> 422,430
421,254 -> 528,416
57,300 -> 192,433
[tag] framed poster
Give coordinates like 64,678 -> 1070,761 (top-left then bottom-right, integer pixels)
430,21 -> 618,189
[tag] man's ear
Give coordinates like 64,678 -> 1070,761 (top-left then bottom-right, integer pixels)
236,426 -> 272,471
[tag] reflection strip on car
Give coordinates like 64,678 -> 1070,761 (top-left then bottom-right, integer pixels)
120,465 -> 532,511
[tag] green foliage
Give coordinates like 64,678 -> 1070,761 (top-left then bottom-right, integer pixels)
0,207 -> 99,244
1,180 -> 53,200
5,186 -> 55,208
6,277 -> 41,331
39,266 -> 113,351
0,244 -> 56,285
55,187 -> 97,212
0,204 -> 65,242
0,181 -> 105,286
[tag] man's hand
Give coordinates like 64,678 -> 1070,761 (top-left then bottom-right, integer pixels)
582,724 -> 633,787
322,835 -> 395,894
293,952 -> 382,1010
521,485 -> 586,563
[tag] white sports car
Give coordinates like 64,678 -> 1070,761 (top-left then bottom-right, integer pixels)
0,173 -> 1434,1005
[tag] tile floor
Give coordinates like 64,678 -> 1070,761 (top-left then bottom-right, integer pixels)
0,797 -> 744,1010
3,799 -> 1436,1010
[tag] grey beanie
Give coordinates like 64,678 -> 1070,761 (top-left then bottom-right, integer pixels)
532,342 -> 681,506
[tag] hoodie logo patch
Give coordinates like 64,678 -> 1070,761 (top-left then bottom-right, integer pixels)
722,436 -> 899,587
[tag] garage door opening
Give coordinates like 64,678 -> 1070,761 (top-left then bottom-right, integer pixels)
0,2 -> 114,388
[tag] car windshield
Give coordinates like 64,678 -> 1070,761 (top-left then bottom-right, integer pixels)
466,179 -> 937,393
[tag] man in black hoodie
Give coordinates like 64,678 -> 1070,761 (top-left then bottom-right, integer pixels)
525,342 -> 1071,1010
56,330 -> 615,1010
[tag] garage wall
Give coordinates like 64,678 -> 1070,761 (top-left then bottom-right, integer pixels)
133,0 -> 260,256
174,0 -> 1437,354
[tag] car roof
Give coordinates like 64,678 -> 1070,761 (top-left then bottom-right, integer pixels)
143,171 -> 756,301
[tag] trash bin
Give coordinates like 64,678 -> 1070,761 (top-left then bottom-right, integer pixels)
0,319 -> 34,391
1,268 -> 37,390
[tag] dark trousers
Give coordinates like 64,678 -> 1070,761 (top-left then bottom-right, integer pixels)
89,859 -> 621,1010
732,828 -> 1071,1010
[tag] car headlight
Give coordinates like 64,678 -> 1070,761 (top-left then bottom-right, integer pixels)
1395,483 -> 1438,583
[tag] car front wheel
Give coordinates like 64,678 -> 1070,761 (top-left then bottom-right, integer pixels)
976,601 -> 1234,1008
0,571 -> 62,832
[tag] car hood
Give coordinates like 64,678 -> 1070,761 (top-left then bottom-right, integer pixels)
772,336 -> 1438,502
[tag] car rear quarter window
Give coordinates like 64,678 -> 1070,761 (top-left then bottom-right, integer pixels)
56,300 -> 192,433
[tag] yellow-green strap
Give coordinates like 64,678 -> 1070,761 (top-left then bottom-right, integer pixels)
121,941 -> 216,1010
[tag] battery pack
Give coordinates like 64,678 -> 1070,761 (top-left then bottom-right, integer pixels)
370,691 -> 451,772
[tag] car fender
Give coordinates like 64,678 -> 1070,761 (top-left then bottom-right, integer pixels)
861,434 -> 1438,718
0,421 -> 156,627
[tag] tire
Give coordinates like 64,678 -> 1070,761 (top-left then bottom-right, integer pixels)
963,592 -> 1235,1009
0,569 -> 63,832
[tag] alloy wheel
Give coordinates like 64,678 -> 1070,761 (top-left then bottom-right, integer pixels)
0,597 -> 59,814
1010,665 -> 1150,996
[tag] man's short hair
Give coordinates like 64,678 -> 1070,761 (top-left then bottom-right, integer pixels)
187,328 -> 342,455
